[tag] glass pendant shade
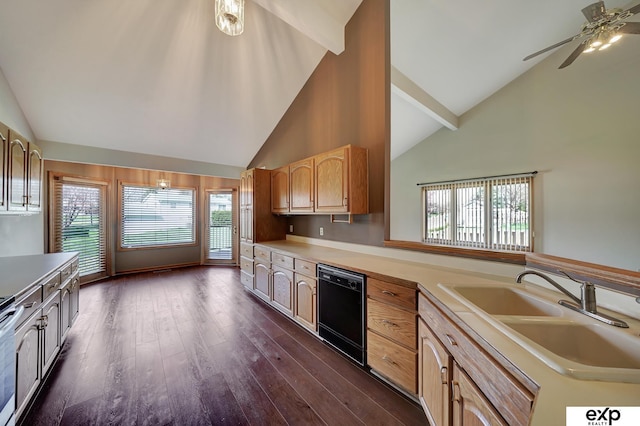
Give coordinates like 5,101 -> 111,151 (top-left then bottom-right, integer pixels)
216,0 -> 244,36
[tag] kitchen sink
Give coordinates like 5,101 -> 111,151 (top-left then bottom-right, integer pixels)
442,285 -> 564,317
500,319 -> 640,383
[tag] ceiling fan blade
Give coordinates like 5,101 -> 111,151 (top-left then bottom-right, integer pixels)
523,35 -> 581,61
558,42 -> 587,69
619,22 -> 640,34
582,1 -> 606,22
624,3 -> 640,16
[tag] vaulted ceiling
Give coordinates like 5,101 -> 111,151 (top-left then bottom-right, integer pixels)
0,0 -> 638,169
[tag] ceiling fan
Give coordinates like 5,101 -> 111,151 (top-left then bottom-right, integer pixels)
523,1 -> 640,68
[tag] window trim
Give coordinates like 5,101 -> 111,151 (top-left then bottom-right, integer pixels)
118,181 -> 198,251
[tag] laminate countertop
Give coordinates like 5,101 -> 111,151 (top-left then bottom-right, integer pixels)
0,252 -> 77,300
256,240 -> 640,426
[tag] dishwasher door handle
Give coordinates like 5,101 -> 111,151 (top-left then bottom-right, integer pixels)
0,306 -> 25,336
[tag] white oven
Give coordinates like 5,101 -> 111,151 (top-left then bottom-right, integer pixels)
0,298 -> 23,426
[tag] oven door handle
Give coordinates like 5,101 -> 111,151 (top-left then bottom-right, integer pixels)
0,306 -> 25,336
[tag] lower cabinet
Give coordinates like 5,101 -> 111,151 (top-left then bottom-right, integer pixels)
452,363 -> 507,426
254,259 -> 271,302
418,318 -> 451,426
41,292 -> 61,374
419,292 -> 536,426
15,312 -> 41,418
294,272 -> 317,332
272,266 -> 294,315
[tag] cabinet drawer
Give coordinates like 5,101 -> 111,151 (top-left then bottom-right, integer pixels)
367,278 -> 416,311
240,257 -> 254,274
71,257 -> 79,274
367,330 -> 417,394
254,246 -> 271,261
294,258 -> 316,276
368,298 -> 417,349
240,270 -> 253,288
15,285 -> 42,329
240,242 -> 254,258
60,263 -> 73,283
272,252 -> 294,270
419,294 -> 534,426
42,273 -> 61,301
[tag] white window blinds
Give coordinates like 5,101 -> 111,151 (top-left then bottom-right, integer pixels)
422,173 -> 534,251
120,184 -> 195,248
52,178 -> 107,277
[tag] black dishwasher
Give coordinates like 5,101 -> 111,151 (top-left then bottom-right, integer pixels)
317,264 -> 366,366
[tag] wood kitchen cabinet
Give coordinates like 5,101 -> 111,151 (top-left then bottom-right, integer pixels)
453,363 -> 507,426
271,252 -> 294,316
314,145 -> 368,215
294,258 -> 317,332
419,292 -> 536,426
419,318 -> 452,426
271,165 -> 289,213
254,245 -> 271,303
366,277 -> 418,395
289,157 -> 314,213
5,128 -> 42,214
10,254 -> 80,421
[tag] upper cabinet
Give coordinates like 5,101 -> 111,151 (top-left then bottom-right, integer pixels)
240,168 -> 286,244
270,145 -> 368,217
1,122 -> 43,215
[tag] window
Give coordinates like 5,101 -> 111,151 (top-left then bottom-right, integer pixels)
51,176 -> 108,279
120,184 -> 195,249
423,174 -> 533,251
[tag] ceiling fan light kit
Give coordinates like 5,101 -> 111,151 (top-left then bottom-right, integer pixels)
523,1 -> 640,68
215,0 -> 245,36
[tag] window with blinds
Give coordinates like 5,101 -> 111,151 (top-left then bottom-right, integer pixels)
51,178 -> 107,278
120,184 -> 195,249
423,174 -> 533,251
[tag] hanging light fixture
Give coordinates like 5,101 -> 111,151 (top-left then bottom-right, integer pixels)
215,0 -> 245,36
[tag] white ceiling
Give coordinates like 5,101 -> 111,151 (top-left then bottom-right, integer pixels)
0,0 -> 638,167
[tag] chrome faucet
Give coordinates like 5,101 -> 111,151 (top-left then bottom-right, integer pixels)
515,270 -> 628,328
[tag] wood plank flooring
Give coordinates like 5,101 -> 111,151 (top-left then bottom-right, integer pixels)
20,266 -> 427,425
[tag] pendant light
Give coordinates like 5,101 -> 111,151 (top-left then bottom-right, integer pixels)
215,0 -> 245,36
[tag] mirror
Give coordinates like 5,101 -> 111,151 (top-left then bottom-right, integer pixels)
389,1 -> 640,272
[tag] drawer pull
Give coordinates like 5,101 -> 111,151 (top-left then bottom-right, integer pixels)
381,290 -> 396,297
452,382 -> 461,402
381,319 -> 398,328
382,355 -> 397,366
23,301 -> 38,309
440,366 -> 448,384
445,334 -> 458,346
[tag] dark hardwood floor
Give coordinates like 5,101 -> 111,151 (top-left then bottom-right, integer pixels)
20,266 -> 427,425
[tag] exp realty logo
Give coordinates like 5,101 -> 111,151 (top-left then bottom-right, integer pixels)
566,407 -> 640,426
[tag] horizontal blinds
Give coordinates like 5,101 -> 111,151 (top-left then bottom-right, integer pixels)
52,180 -> 106,276
423,174 -> 532,252
121,184 -> 195,248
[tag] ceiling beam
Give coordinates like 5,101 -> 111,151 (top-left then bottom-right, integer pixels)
391,66 -> 459,130
252,0 -> 362,55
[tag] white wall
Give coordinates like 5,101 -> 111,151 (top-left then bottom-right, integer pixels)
391,45 -> 640,272
0,66 -> 43,256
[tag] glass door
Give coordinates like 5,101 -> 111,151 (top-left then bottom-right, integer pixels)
205,190 -> 237,264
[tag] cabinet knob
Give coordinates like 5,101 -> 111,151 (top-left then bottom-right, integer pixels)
452,382 -> 461,402
440,366 -> 448,384
445,334 -> 458,346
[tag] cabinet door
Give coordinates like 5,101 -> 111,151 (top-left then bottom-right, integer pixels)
15,311 -> 42,419
27,143 -> 43,211
452,363 -> 507,426
254,261 -> 271,302
70,273 -> 80,325
290,158 -> 314,212
419,319 -> 452,426
8,134 -> 28,212
60,281 -> 72,343
294,273 -> 317,332
272,266 -> 294,315
271,165 -> 289,213
41,292 -> 61,374
0,123 -> 7,210
315,147 -> 348,212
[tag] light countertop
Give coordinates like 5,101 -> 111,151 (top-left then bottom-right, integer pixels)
256,240 -> 640,425
0,252 -> 77,300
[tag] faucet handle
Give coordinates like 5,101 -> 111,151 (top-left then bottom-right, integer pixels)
559,270 -> 597,313
558,270 -> 589,286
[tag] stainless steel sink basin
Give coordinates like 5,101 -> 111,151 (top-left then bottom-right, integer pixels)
444,285 -> 564,317
500,319 -> 640,383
